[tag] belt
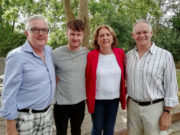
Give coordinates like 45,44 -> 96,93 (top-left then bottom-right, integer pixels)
129,97 -> 164,106
18,105 -> 50,113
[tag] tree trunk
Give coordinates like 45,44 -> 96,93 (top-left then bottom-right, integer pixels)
12,20 -> 15,33
63,0 -> 90,48
63,0 -> 75,22
0,0 -> 4,32
78,0 -> 90,48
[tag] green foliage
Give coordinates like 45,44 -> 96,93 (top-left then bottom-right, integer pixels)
88,0 -> 134,51
2,7 -> 19,21
116,0 -> 162,23
0,31 -> 26,57
0,0 -> 179,62
106,14 -> 134,52
88,0 -> 163,52
48,29 -> 68,49
88,1 -> 112,44
170,12 -> 180,33
153,27 -> 180,61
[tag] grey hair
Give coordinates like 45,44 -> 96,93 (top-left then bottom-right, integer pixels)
25,15 -> 48,30
133,19 -> 152,32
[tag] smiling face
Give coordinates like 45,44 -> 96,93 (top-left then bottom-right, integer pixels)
25,19 -> 48,50
132,22 -> 153,47
67,28 -> 84,51
97,28 -> 113,50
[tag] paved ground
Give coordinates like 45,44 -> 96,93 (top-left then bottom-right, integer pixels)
0,100 -> 127,135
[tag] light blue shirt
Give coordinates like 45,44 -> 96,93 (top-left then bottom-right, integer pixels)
0,41 -> 55,120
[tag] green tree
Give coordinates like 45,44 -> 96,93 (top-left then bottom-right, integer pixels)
153,27 -> 180,61
88,0 -> 162,51
170,12 -> 180,33
0,0 -> 26,56
153,0 -> 180,61
0,0 -> 179,61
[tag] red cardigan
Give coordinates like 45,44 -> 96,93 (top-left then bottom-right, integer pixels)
85,48 -> 126,113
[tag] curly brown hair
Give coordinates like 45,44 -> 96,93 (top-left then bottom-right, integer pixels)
67,19 -> 85,32
92,25 -> 118,50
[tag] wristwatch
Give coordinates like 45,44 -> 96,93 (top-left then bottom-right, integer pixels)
164,109 -> 171,114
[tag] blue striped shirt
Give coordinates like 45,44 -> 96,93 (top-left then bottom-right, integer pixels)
0,41 -> 55,120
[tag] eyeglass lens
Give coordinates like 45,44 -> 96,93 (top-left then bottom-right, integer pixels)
30,27 -> 49,34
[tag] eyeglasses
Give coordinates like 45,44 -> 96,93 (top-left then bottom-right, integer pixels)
29,27 -> 49,34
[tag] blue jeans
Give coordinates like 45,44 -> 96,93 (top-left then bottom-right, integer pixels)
91,98 -> 119,135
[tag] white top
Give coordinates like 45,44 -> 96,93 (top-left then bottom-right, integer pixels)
96,53 -> 121,99
126,43 -> 179,107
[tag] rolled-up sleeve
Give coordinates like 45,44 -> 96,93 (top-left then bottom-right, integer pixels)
0,53 -> 23,120
164,52 -> 179,107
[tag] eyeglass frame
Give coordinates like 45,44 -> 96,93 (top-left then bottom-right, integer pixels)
28,27 -> 50,34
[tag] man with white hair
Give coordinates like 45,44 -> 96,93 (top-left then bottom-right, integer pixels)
0,15 -> 55,135
126,19 -> 179,135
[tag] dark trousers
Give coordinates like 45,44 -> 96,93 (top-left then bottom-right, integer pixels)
53,100 -> 85,135
91,99 -> 119,135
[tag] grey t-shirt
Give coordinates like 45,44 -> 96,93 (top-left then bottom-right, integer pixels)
52,45 -> 88,105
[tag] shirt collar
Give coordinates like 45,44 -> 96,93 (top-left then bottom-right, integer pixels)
22,40 -> 46,58
133,42 -> 156,55
22,40 -> 35,53
149,42 -> 156,54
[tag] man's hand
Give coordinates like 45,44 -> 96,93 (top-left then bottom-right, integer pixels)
6,120 -> 18,135
159,111 -> 172,131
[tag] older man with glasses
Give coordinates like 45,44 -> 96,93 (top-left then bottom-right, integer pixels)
0,15 -> 55,135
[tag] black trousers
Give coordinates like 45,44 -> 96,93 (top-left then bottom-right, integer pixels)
53,100 -> 85,135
